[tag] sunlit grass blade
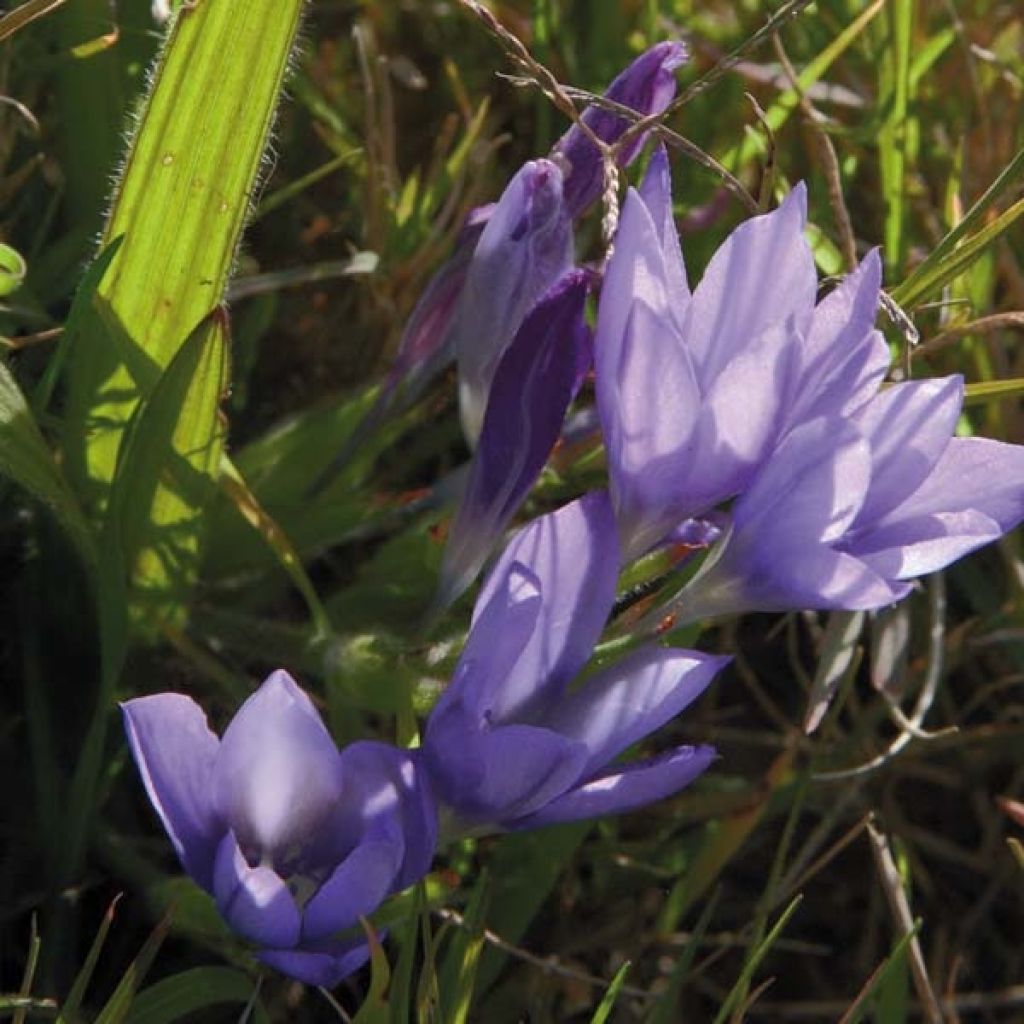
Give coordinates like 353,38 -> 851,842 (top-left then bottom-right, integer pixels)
892,197 -> 1024,310
589,963 -> 631,1024
124,967 -> 270,1024
964,377 -> 1024,406
905,147 -> 1024,280
61,314 -> 227,895
878,0 -> 914,272
438,874 -> 490,1024
63,0 -> 305,499
721,0 -> 885,171
352,919 -> 391,1024
103,310 -> 229,629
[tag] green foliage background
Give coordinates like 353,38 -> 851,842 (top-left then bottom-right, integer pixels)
0,0 -> 1022,1020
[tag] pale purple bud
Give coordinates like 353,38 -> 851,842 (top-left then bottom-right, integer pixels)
455,159 -> 573,444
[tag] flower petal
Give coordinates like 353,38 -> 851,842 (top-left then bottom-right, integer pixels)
438,271 -> 592,605
638,145 -> 689,309
738,541 -> 911,612
596,198 -> 701,559
121,694 -> 222,889
853,376 -> 963,524
213,671 -> 344,865
684,184 -> 816,383
554,42 -> 686,216
302,840 -> 402,942
212,832 -> 301,949
337,741 -> 439,889
734,417 -> 871,544
847,509 -> 1003,579
440,563 -> 542,721
804,249 -> 883,367
455,159 -> 573,442
597,185 -> 677,342
425,700 -> 588,824
795,249 -> 889,424
509,745 -> 716,829
879,436 -> 1024,532
328,212 -> 488,473
473,492 -> 621,720
544,648 -> 729,776
259,939 -> 372,988
688,319 -> 803,503
606,300 -> 702,558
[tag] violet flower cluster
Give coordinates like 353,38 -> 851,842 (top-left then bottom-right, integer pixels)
595,150 -> 1024,621
123,37 -> 1024,994
124,46 -> 720,989
124,496 -> 728,984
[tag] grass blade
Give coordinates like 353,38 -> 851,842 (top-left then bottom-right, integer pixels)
103,309 -> 229,629
63,0 -> 305,499
57,897 -> 120,1023
92,912 -> 173,1024
721,0 -> 885,171
0,0 -> 66,41
878,0 -> 914,271
589,963 -> 631,1024
892,197 -> 1024,310
124,967 -> 269,1024
0,358 -> 95,566
710,895 -> 803,1024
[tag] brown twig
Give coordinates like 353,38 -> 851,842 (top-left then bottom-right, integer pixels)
772,32 -> 858,270
560,86 -> 758,214
913,311 -> 1024,358
611,0 -> 819,159
815,576 -> 947,782
865,822 -> 944,1024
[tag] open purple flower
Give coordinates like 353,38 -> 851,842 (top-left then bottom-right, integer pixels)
595,148 -> 889,561
455,159 -> 573,443
437,269 -> 592,607
423,492 -> 726,832
122,671 -> 436,987
553,41 -> 687,217
669,375 -> 1024,618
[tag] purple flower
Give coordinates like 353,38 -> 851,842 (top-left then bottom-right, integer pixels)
595,147 -> 889,561
455,159 -> 573,443
437,269 -> 592,607
553,42 -> 687,217
671,375 -> 1024,617
321,210 -> 492,479
423,492 -> 726,831
122,671 -> 436,987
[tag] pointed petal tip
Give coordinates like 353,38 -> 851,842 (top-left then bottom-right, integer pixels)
663,40 -> 688,70
783,181 -> 808,222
